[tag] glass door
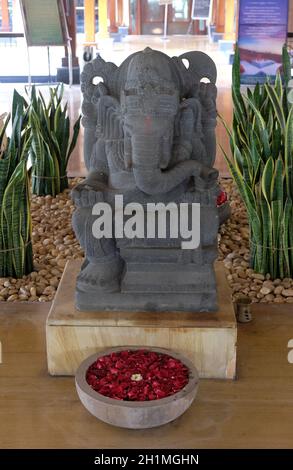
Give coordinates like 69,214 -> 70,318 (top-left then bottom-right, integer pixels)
129,1 -> 207,36
140,0 -> 190,35
169,0 -> 190,34
141,0 -> 163,35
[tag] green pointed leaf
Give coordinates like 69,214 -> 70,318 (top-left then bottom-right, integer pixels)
265,83 -> 286,131
284,105 -> 293,198
282,44 -> 292,87
261,157 -> 274,203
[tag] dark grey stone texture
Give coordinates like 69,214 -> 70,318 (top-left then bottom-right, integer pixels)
72,47 -> 220,312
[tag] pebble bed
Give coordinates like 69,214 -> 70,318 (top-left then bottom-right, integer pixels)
0,179 -> 84,303
1,178 -> 293,304
219,179 -> 293,304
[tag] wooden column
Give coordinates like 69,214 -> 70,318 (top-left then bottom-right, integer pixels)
289,0 -> 293,33
214,0 -> 225,33
117,0 -> 124,26
134,0 -> 142,34
98,0 -> 110,38
224,0 -> 236,40
108,0 -> 117,33
1,0 -> 10,32
108,0 -> 123,33
57,0 -> 80,84
84,0 -> 96,43
62,0 -> 79,67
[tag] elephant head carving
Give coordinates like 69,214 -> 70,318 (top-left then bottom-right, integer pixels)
80,47 -> 218,195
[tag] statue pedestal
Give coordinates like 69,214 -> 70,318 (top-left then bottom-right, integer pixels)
46,260 -> 237,379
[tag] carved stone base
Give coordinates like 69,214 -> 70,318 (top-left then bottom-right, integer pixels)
46,259 -> 237,379
77,246 -> 218,311
76,289 -> 217,312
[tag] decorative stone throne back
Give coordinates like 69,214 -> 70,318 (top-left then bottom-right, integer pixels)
72,48 -> 220,312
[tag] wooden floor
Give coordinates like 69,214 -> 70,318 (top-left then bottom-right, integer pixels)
0,302 -> 293,449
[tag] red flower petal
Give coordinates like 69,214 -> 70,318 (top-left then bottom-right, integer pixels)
86,350 -> 189,401
217,190 -> 228,207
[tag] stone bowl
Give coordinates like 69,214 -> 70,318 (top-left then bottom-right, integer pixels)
75,346 -> 199,429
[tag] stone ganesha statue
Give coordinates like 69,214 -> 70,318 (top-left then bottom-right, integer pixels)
72,47 -> 220,312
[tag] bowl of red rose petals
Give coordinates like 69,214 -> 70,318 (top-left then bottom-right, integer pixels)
75,347 -> 199,429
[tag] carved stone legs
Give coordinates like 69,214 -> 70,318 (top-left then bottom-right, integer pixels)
72,196 -> 219,312
72,207 -> 124,293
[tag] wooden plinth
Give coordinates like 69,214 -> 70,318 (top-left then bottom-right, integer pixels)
46,260 -> 237,379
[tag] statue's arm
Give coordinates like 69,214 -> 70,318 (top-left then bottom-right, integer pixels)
172,98 -> 206,165
169,99 -> 218,192
81,81 -> 100,171
72,138 -> 109,207
198,83 -> 217,168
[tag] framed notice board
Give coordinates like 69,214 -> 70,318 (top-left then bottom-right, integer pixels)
238,0 -> 289,84
20,0 -> 68,47
191,0 -> 212,20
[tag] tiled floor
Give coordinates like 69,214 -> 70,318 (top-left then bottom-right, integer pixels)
0,35 -> 232,87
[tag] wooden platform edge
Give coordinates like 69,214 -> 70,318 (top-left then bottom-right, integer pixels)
46,260 -> 237,379
46,259 -> 236,329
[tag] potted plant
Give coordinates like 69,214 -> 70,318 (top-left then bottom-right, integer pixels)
221,44 -> 293,279
29,84 -> 81,196
0,91 -> 33,278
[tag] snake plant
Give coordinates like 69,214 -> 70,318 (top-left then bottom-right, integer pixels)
29,84 -> 81,196
221,44 -> 293,279
0,91 -> 33,278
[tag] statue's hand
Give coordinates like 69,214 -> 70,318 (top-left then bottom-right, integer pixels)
71,180 -> 106,208
199,83 -> 217,120
180,106 -> 194,142
193,166 -> 218,191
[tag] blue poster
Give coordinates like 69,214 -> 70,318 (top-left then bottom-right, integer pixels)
238,0 -> 289,84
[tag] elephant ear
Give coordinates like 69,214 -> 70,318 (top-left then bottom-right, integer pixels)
80,55 -> 118,127
172,51 -> 217,97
